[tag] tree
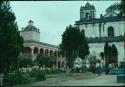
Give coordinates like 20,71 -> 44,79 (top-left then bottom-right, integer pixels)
60,25 -> 89,68
111,44 -> 118,65
78,30 -> 89,59
100,52 -> 104,60
106,0 -> 125,15
0,1 -> 24,74
104,42 -> 109,67
104,42 -> 118,67
35,54 -> 52,68
17,57 -> 33,68
108,45 -> 112,64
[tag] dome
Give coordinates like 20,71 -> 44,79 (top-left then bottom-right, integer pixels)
22,20 -> 40,32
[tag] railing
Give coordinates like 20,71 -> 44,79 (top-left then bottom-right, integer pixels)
21,28 -> 40,32
86,36 -> 124,43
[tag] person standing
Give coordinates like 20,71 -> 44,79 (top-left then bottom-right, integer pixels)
98,61 -> 102,75
96,62 -> 100,75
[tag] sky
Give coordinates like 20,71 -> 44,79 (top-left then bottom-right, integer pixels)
10,0 -> 120,46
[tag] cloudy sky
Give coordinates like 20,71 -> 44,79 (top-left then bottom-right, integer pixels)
10,0 -> 120,46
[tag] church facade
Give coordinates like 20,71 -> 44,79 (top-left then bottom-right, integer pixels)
74,2 -> 125,66
20,20 -> 66,68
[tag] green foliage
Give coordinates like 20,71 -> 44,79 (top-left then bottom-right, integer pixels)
29,68 -> 46,81
100,52 -> 104,60
106,0 -> 125,15
104,42 -> 118,66
5,66 -> 46,86
35,54 -> 53,68
17,57 -> 33,68
78,30 -> 89,59
4,71 -> 31,86
60,25 -> 89,68
104,42 -> 109,56
0,1 -> 24,73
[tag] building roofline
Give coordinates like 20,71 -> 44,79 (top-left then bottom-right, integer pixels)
24,40 -> 58,48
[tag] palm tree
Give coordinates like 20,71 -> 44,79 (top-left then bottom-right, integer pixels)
106,0 -> 125,15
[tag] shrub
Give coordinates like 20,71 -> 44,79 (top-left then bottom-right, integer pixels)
18,57 -> 33,68
6,71 -> 31,86
36,70 -> 46,81
5,66 -> 47,86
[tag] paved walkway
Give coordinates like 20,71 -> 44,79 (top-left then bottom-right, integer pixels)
64,74 -> 125,86
16,72 -> 125,86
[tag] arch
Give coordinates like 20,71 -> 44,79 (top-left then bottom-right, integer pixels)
45,49 -> 49,55
86,12 -> 89,19
58,61 -> 61,68
62,61 -> 65,68
23,47 -> 32,54
108,26 -> 114,37
40,48 -> 44,54
50,50 -> 53,56
33,47 -> 39,54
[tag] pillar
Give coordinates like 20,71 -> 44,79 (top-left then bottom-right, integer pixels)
56,61 -> 58,68
38,48 -> 40,54
31,47 -> 34,55
60,61 -> 62,68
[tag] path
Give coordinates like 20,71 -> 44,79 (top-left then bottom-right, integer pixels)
16,72 -> 125,86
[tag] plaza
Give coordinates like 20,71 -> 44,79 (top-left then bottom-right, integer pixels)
16,72 -> 125,86
0,1 -> 125,87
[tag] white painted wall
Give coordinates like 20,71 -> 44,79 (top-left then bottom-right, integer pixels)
89,42 -> 124,66
78,20 -> 125,38
20,31 -> 40,42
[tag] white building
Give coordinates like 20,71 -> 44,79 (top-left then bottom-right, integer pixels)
20,20 -> 66,68
74,2 -> 125,66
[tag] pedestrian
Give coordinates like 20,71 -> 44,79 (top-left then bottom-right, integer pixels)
96,62 -> 100,75
86,63 -> 90,71
98,61 -> 102,75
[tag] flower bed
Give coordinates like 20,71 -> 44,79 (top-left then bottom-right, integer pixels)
4,65 -> 45,86
4,66 -> 66,86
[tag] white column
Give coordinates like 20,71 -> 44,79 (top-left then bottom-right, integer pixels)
56,61 -> 58,68
43,48 -> 45,54
31,47 -> 34,55
38,48 -> 40,54
47,49 -> 50,56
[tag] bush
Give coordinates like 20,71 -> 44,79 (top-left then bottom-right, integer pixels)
5,66 -> 47,86
36,70 -> 46,81
5,71 -> 31,86
29,68 -> 46,81
18,57 -> 33,68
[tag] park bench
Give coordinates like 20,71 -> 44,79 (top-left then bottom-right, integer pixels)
109,68 -> 125,75
117,74 -> 125,83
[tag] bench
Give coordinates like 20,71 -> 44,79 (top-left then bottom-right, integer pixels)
109,68 -> 125,75
117,74 -> 125,83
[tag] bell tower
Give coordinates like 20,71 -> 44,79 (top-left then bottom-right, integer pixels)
80,2 -> 96,20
